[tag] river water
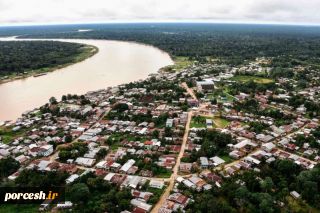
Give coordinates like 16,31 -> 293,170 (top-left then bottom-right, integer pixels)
0,38 -> 173,121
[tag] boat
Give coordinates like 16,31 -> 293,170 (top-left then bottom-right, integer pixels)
33,73 -> 47,77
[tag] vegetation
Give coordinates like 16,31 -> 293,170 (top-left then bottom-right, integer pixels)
58,142 -> 89,162
184,160 -> 320,213
190,116 -> 207,128
0,157 -> 20,180
162,56 -> 193,72
0,41 -> 96,80
6,23 -> 320,67
231,75 -> 274,84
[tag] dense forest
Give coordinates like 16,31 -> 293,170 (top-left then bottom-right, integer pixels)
182,160 -> 320,213
2,23 -> 320,65
0,41 -> 94,76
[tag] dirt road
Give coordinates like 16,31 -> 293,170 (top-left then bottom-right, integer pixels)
151,111 -> 193,212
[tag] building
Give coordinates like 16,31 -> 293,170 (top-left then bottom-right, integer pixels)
196,80 -> 214,92
200,157 -> 209,169
149,180 -> 164,189
210,156 -> 225,166
120,159 -> 136,173
130,199 -> 152,212
166,119 -> 174,128
75,157 -> 96,167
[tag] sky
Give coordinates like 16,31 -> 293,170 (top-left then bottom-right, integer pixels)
0,0 -> 319,26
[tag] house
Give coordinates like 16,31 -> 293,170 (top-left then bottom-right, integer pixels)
166,119 -> 174,128
233,139 -> 257,151
15,155 -> 29,164
130,199 -> 152,212
182,179 -> 196,189
179,163 -> 192,173
122,175 -> 142,189
290,191 -> 301,199
104,173 -> 116,182
149,180 -> 164,189
196,80 -> 214,92
229,150 -> 245,159
57,201 -> 73,209
296,105 -> 306,114
132,190 -> 153,202
262,142 -> 276,152
189,176 -> 207,191
167,193 -> 190,207
200,157 -> 209,169
206,119 -> 213,129
38,145 -> 54,156
210,156 -> 225,166
120,159 -> 136,173
0,149 -> 10,157
256,134 -> 274,143
29,145 -> 53,157
66,174 -> 79,184
75,157 -> 96,167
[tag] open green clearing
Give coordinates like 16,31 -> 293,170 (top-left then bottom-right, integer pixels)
213,117 -> 230,128
207,92 -> 235,103
0,126 -> 29,144
231,75 -> 274,84
161,56 -> 193,72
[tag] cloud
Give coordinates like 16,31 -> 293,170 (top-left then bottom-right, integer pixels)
0,0 -> 319,25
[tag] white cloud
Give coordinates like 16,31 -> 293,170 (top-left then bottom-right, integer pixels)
0,0 -> 319,25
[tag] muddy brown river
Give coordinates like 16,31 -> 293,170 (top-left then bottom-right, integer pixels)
0,38 -> 173,121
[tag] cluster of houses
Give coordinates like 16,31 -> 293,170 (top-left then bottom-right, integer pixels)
2,55 -> 320,212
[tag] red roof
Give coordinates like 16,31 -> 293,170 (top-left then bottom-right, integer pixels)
132,207 -> 147,213
144,141 -> 153,145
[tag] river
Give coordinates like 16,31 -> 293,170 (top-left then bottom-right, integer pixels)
0,38 -> 173,121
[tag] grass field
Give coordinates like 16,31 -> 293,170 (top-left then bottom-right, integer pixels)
0,126 -> 29,144
162,56 -> 193,72
213,117 -> 230,128
206,92 -> 235,103
155,170 -> 172,178
231,75 -> 274,84
220,155 -> 233,163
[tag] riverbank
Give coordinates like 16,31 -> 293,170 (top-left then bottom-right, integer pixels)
0,39 -> 173,121
0,44 -> 98,85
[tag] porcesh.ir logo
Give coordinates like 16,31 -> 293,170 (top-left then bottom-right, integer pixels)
0,187 -> 65,204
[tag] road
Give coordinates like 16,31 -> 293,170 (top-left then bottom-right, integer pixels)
181,82 -> 198,100
151,110 -> 193,213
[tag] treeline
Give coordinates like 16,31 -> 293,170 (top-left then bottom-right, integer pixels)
184,160 -> 320,213
1,168 -> 132,213
9,23 -> 320,66
0,41 -> 88,76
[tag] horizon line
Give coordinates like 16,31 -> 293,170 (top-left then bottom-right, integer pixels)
1,20 -> 320,28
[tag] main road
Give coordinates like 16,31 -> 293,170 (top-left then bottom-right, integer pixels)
151,110 -> 193,212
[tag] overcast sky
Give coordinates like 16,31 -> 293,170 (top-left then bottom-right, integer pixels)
0,0 -> 319,26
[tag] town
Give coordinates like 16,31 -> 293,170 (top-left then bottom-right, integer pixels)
1,56 -> 320,212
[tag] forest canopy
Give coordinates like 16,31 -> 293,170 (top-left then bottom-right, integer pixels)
0,41 -> 94,76
3,23 -> 320,66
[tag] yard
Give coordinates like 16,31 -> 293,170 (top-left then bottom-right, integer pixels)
155,170 -> 172,178
213,117 -> 231,128
206,91 -> 235,103
190,116 -> 207,128
230,75 -> 274,84
220,155 -> 233,163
